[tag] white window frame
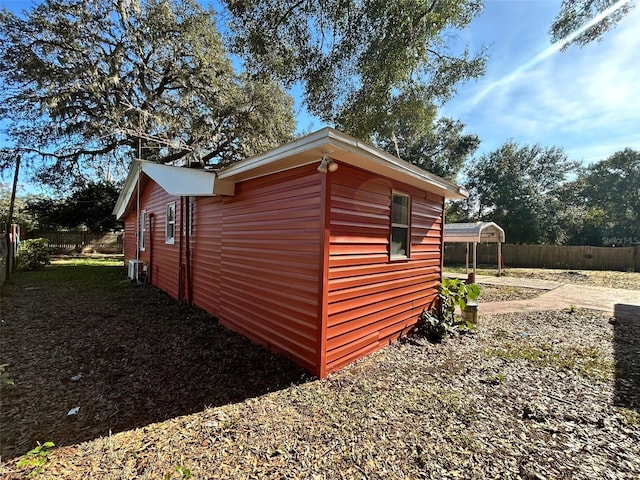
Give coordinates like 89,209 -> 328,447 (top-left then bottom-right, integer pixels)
165,202 -> 176,245
390,191 -> 410,260
139,209 -> 147,251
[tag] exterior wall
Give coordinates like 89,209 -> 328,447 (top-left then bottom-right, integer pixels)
123,180 -> 181,299
325,164 -> 444,373
191,196 -> 223,317
122,162 -> 445,377
123,214 -> 137,262
218,165 -> 323,373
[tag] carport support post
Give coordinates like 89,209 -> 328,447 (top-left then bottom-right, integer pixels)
468,241 -> 477,284
497,242 -> 503,277
465,242 -> 469,274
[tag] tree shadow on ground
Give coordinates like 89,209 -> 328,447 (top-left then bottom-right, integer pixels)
613,304 -> 640,412
0,265 -> 309,459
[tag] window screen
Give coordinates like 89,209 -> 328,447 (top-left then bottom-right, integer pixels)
391,193 -> 410,258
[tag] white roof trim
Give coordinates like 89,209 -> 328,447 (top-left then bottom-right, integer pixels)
218,127 -> 468,199
114,128 -> 469,219
113,160 -> 220,220
443,222 -> 506,243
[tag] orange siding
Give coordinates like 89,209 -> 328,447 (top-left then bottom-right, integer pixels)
127,161 -> 446,378
326,164 -> 443,373
123,213 -> 137,263
134,180 -> 181,299
218,165 -> 323,372
191,196 -> 223,316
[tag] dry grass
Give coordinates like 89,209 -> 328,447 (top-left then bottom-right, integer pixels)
1,260 -> 639,479
477,285 -> 541,302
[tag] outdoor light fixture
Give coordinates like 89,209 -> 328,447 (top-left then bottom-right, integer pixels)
317,153 -> 338,173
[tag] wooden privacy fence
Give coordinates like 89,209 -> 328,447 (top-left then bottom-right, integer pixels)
26,230 -> 124,254
445,243 -> 640,272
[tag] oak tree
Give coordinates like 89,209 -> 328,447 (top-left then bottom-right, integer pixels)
0,0 -> 295,188
551,0 -> 635,49
224,0 -> 486,142
464,141 -> 578,244
377,116 -> 480,181
566,148 -> 640,244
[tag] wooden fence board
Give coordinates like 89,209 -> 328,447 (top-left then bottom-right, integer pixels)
445,243 -> 639,272
25,230 -> 124,254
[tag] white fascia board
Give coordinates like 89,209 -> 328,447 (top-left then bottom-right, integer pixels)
217,128 -> 335,180
323,129 -> 468,200
217,127 -> 468,200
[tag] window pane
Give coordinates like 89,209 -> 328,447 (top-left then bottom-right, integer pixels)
391,226 -> 408,256
166,203 -> 175,243
392,194 -> 409,225
140,211 -> 146,249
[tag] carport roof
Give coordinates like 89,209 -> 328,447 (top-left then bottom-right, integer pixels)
444,222 -> 506,243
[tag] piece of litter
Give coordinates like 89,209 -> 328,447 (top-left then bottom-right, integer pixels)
67,406 -> 80,416
71,374 -> 82,381
520,333 -> 529,338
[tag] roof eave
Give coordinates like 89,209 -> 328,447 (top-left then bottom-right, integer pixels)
218,127 -> 467,199
113,161 -> 222,220
322,129 -> 467,199
113,160 -> 143,220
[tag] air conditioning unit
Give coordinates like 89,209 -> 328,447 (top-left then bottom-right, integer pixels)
128,260 -> 143,280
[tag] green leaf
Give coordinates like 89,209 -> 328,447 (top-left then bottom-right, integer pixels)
466,283 -> 480,300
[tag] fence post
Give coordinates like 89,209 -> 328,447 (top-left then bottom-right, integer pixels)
634,244 -> 640,272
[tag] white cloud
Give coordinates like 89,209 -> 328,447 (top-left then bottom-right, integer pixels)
444,1 -> 640,164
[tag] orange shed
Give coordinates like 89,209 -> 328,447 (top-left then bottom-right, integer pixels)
114,128 -> 468,377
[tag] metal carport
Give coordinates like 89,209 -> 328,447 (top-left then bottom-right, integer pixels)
443,222 -> 506,282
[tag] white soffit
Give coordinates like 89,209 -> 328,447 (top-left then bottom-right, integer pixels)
141,162 -> 216,196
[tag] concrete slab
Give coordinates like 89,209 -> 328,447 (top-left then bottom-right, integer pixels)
478,284 -> 640,319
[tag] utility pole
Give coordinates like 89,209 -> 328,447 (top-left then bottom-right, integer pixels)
5,155 -> 21,275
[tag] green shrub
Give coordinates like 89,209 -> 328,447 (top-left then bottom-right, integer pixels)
439,277 -> 480,324
16,441 -> 55,476
414,278 -> 481,342
17,238 -> 52,271
414,310 -> 451,343
0,363 -> 15,386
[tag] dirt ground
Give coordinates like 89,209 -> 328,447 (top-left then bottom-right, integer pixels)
0,260 -> 306,461
477,285 -> 541,303
1,260 -> 639,478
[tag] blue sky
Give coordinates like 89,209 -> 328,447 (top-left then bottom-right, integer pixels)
298,0 -> 640,166
2,0 -> 639,194
441,0 -> 640,165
